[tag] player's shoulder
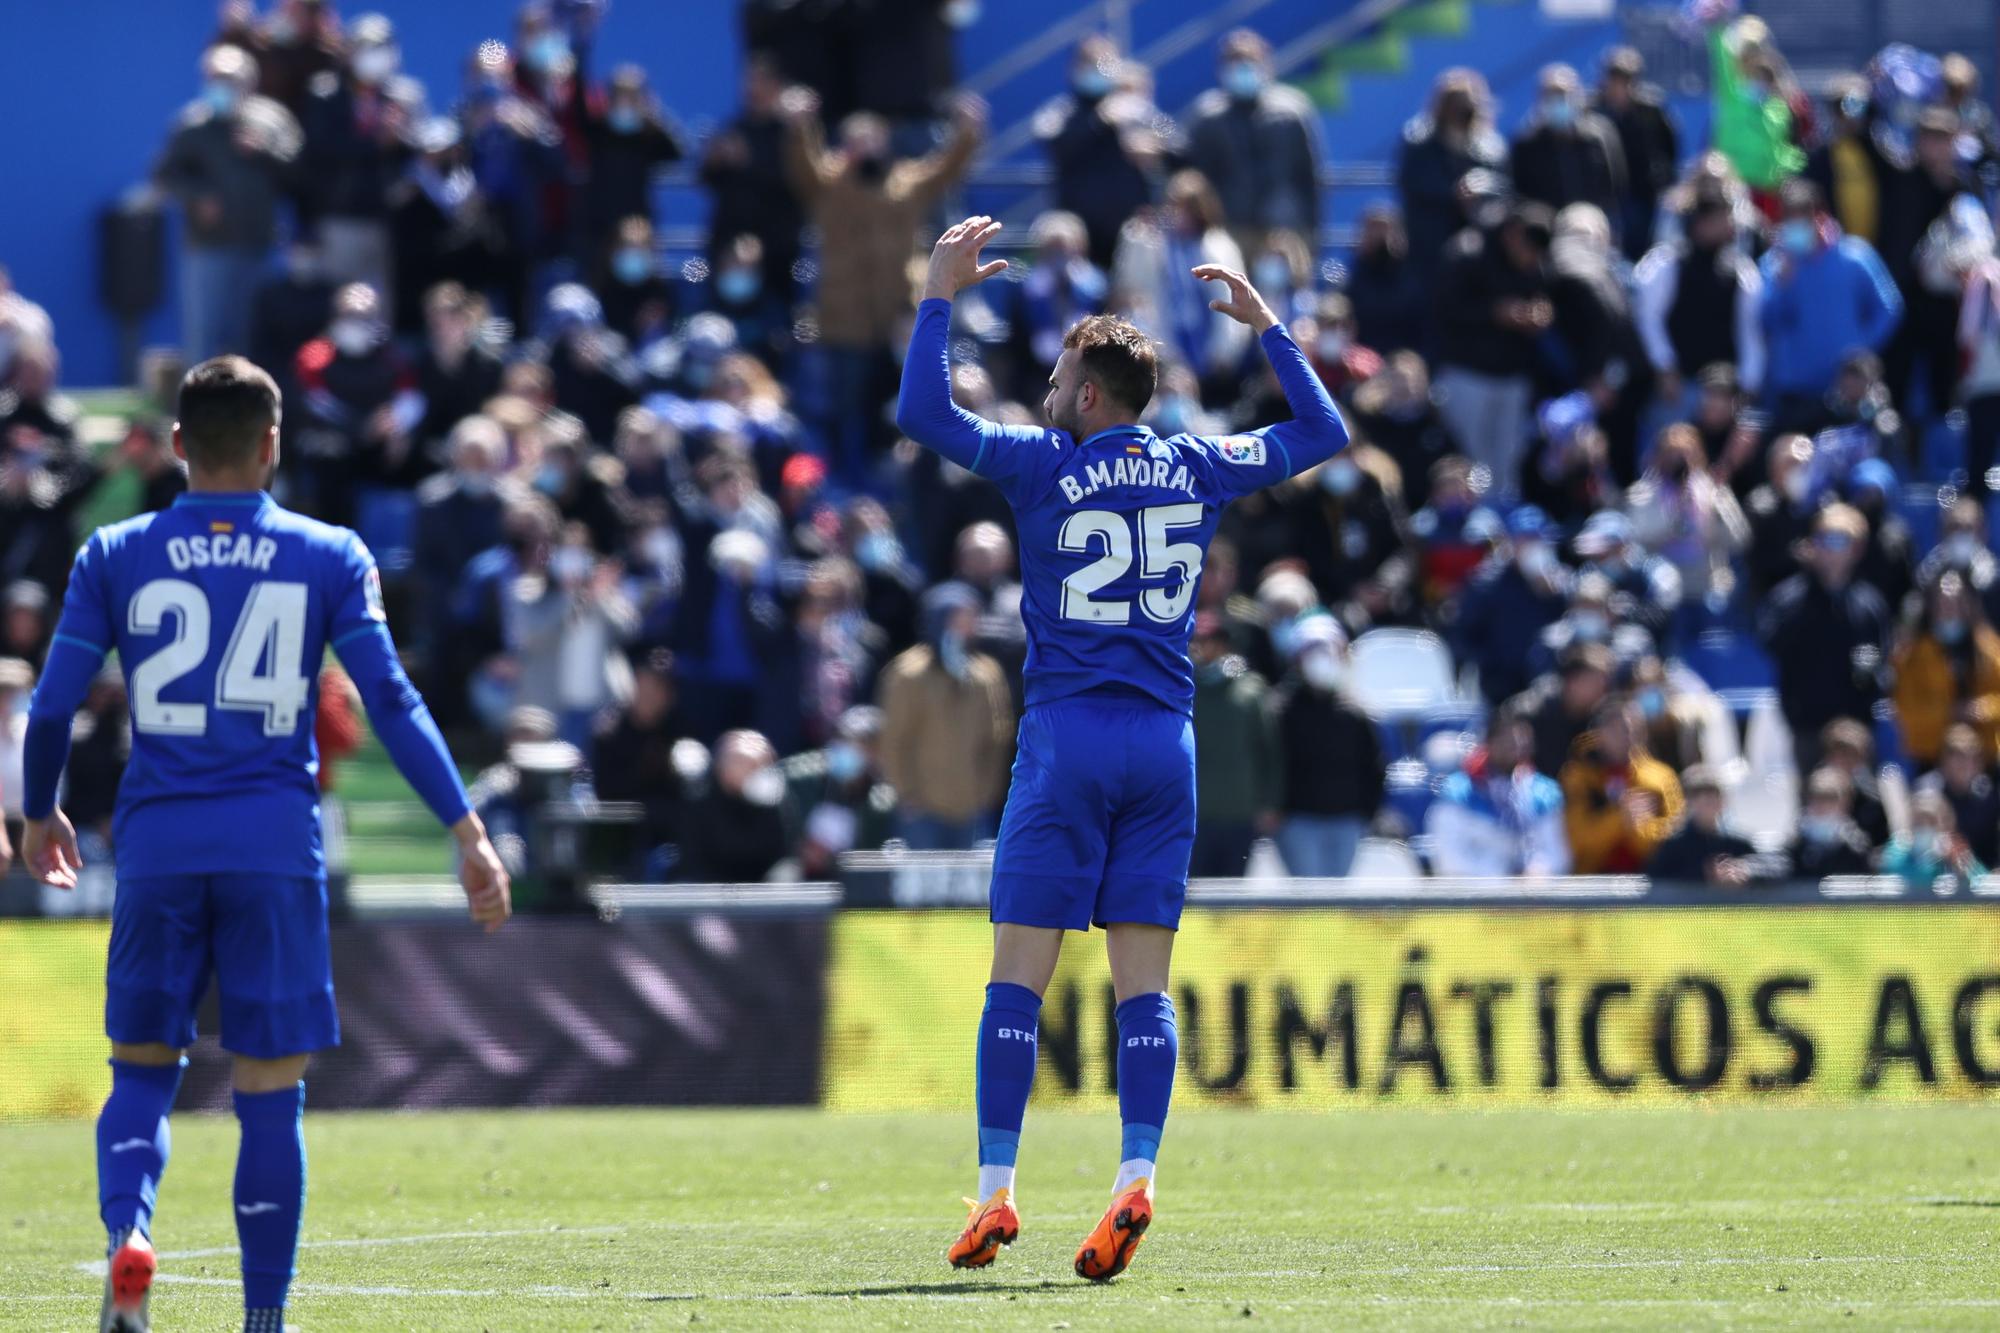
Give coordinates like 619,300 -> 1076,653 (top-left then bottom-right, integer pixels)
260,501 -> 372,566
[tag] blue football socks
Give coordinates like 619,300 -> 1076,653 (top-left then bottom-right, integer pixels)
233,1083 -> 307,1316
1114,991 -> 1177,1193
98,1057 -> 186,1250
974,982 -> 1042,1197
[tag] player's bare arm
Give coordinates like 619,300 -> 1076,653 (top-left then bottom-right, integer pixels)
21,808 -> 81,891
922,215 -> 1009,303
1190,264 -> 1280,334
452,811 -> 513,932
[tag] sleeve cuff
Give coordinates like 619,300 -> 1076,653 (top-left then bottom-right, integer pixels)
1259,323 -> 1292,347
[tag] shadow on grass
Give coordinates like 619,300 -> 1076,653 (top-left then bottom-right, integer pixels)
810,1279 -> 1073,1298
1921,1199 -> 2000,1208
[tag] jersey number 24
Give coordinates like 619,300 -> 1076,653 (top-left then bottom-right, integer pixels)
1059,502 -> 1203,625
128,579 -> 311,737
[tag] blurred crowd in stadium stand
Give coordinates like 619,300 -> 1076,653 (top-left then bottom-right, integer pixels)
7,0 -> 2000,899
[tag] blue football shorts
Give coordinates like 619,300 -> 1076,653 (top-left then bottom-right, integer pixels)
990,695 -> 1197,932
105,874 -> 339,1059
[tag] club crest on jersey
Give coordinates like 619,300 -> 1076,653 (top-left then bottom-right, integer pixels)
1216,435 -> 1265,466
363,566 -> 387,622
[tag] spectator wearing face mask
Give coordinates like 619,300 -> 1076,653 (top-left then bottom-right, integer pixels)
953,522 -> 1028,704
1301,292 -> 1382,400
1915,498 -> 2000,626
1630,654 -> 1731,775
1037,36 -> 1186,269
1516,641 -> 1615,782
415,414 -> 516,641
1272,619 -> 1384,877
1805,75 -> 1888,247
1570,508 -> 1680,643
1758,503 -> 1893,776
1187,612 -> 1281,878
1843,458 -> 1916,613
877,582 -> 1015,850
784,85 -> 984,477
840,498 -> 922,655
1784,766 -> 1877,878
1917,724 -> 2000,866
704,233 -> 790,367
412,282 -> 505,450
1343,205 -> 1425,355
1744,432 -> 1818,596
1185,28 -> 1324,256
680,729 -> 789,883
1287,446 -> 1414,629
595,216 -> 678,350
580,62 -> 685,243
782,704 -> 900,879
1879,110 -> 1972,423
591,649 -> 691,877
291,282 -> 422,523
298,14 -> 408,311
702,55 -> 806,301
1427,704 -> 1569,878
506,521 -> 639,748
1349,352 -> 1450,509
1891,571 -> 2000,769
993,211 -> 1109,402
529,412 -> 629,556
1956,215 -> 2000,501
1688,364 -> 1767,498
534,283 -> 642,444
1113,170 -> 1251,393
1532,571 -> 1648,683
1634,191 -> 1766,426
388,115 -> 517,333
1432,202 -> 1555,502
155,43 -> 304,361
1817,716 -> 1893,849
1250,230 -> 1320,328
1881,789 -> 1985,890
1397,68 -> 1509,284
249,242 -> 338,400
1560,696 -> 1684,875
1648,763 -> 1779,887
1547,203 -> 1652,481
1592,48 -> 1680,265
1410,469 -> 1503,620
1624,424 -> 1749,606
1510,65 -> 1627,242
1456,506 -> 1572,706
1761,179 -> 1902,433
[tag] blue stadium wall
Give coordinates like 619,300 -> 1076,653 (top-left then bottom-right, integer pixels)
0,0 -> 741,386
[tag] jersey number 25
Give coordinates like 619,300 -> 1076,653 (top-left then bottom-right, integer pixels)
128,579 -> 311,737
1058,502 -> 1203,625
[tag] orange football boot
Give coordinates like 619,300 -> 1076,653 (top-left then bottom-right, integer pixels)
101,1230 -> 157,1332
946,1188 -> 1020,1269
1073,1178 -> 1151,1282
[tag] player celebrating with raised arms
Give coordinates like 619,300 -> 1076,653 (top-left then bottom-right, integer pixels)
19,356 -> 510,1333
899,217 -> 1349,1280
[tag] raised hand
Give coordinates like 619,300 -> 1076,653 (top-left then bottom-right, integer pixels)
1191,264 -> 1279,333
923,215 -> 1009,301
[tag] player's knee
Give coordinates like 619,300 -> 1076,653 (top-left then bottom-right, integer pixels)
989,923 -> 1065,995
232,1053 -> 310,1093
111,1041 -> 187,1067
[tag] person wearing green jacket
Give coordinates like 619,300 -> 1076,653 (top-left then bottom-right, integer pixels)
1189,612 -> 1282,877
1705,9 -> 1805,193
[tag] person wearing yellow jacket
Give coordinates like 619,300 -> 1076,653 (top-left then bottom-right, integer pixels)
1561,698 -> 1686,873
1890,570 -> 2000,768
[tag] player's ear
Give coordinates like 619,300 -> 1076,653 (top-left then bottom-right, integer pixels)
262,422 -> 280,470
170,423 -> 188,464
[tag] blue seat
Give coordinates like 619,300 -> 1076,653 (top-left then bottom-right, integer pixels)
1681,628 -> 1775,694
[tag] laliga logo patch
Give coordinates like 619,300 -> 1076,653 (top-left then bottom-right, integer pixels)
1216,436 -> 1265,466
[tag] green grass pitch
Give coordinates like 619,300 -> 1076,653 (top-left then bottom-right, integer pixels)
3,1105 -> 1998,1330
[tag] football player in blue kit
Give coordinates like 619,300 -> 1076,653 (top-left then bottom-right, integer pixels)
19,356 -> 510,1333
900,217 -> 1349,1280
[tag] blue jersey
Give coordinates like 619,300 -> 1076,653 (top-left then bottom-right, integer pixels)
24,491 -> 470,879
896,298 -> 1349,714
